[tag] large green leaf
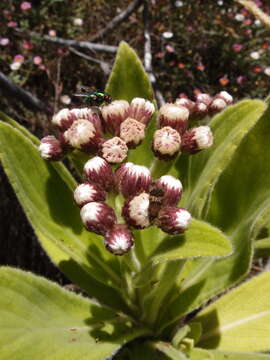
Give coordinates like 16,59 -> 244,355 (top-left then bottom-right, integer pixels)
105,41 -> 154,102
0,121 -> 126,310
0,267 -> 148,359
255,237 -> 270,257
196,270 -> 270,352
210,351 -> 270,360
154,342 -> 187,359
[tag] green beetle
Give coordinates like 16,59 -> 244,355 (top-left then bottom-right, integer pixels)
73,86 -> 112,107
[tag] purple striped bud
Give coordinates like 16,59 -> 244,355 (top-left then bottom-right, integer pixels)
155,175 -> 183,206
80,202 -> 116,235
209,98 -> 227,113
120,118 -> 145,148
158,206 -> 191,235
70,108 -> 103,135
175,98 -> 195,113
74,183 -> 106,208
152,126 -> 181,160
38,135 -> 63,161
101,100 -> 129,135
104,224 -> 134,255
115,162 -> 151,198
122,192 -> 151,229
100,137 -> 128,164
216,91 -> 233,105
63,119 -> 102,153
52,108 -> 74,131
193,102 -> 208,118
84,156 -> 115,191
196,93 -> 212,106
181,126 -> 213,154
158,103 -> 189,134
128,97 -> 155,125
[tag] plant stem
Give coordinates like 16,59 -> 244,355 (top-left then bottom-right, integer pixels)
150,158 -> 175,179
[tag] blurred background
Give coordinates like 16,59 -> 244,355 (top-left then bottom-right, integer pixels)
1,0 -> 269,283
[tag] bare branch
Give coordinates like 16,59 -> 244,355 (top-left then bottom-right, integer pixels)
69,47 -> 111,75
143,0 -> 165,106
0,72 -> 52,114
90,0 -> 144,42
236,0 -> 270,31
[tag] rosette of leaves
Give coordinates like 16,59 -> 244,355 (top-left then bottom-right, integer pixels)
0,41 -> 270,359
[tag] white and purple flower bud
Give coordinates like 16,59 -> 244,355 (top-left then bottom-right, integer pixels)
175,98 -> 195,113
38,135 -> 63,161
181,126 -> 213,154
155,175 -> 183,206
104,224 -> 134,255
120,117 -> 146,148
122,192 -> 151,229
152,126 -> 181,160
216,91 -> 233,105
209,98 -> 227,113
84,156 -> 115,191
115,162 -> 151,198
74,183 -> 106,208
80,202 -> 116,235
70,108 -> 103,135
52,108 -> 74,131
100,137 -> 128,164
128,97 -> 155,126
158,103 -> 189,134
158,206 -> 191,235
192,102 -> 208,118
195,93 -> 212,106
101,100 -> 129,135
63,119 -> 102,153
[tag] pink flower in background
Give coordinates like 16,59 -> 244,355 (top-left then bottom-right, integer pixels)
13,54 -> 25,63
193,89 -> 201,96
33,56 -> 42,65
60,95 -> 71,105
38,64 -> 46,71
196,63 -> 205,71
20,1 -> 32,10
219,76 -> 229,86
22,40 -> 34,50
232,44 -> 243,52
236,76 -> 246,84
48,30 -> 57,37
254,0 -> 263,6
155,52 -> 164,58
264,67 -> 270,76
0,38 -> 10,46
165,45 -> 175,53
245,29 -> 252,35
10,62 -> 22,71
7,21 -> 18,28
243,18 -> 252,26
178,63 -> 185,69
253,65 -> 262,73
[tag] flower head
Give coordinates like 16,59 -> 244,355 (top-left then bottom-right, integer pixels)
158,103 -> 189,134
158,207 -> 191,234
20,1 -> 32,10
80,202 -> 116,235
153,126 -> 181,159
104,224 -> 134,255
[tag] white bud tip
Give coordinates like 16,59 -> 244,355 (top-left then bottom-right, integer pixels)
194,126 -> 213,149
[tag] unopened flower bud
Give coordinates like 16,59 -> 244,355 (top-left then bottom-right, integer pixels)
70,108 -> 103,135
193,102 -> 208,118
209,98 -> 227,113
52,108 -> 74,131
181,126 -> 213,154
158,206 -> 191,234
74,183 -> 106,208
120,118 -> 145,148
175,98 -> 195,113
100,137 -> 128,164
158,103 -> 189,134
152,126 -> 181,160
196,93 -> 212,106
38,136 -> 63,161
128,97 -> 155,125
84,156 -> 115,191
116,162 -> 151,198
216,91 -> 233,105
155,175 -> 183,206
122,192 -> 150,229
101,100 -> 129,135
80,202 -> 116,235
104,224 -> 134,255
63,119 -> 102,153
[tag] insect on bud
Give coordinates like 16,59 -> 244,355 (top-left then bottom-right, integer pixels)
101,100 -> 129,135
158,103 -> 189,134
115,162 -> 151,198
38,136 -> 63,161
152,126 -> 181,160
182,126 -> 213,154
128,97 -> 155,126
158,206 -> 191,235
100,137 -> 128,164
122,192 -> 151,229
155,175 -> 183,206
80,202 -> 116,235
175,98 -> 195,113
74,183 -> 106,208
104,224 -> 134,255
84,156 -> 115,191
52,108 -> 74,131
120,118 -> 146,148
216,91 -> 233,105
63,119 -> 102,153
209,98 -> 227,113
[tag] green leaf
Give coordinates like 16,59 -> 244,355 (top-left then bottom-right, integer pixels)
105,41 -> 154,102
0,267 -> 148,359
154,342 -> 187,360
255,237 -> 270,257
189,348 -> 213,360
209,351 -> 270,360
196,270 -> 270,352
0,121 -> 125,311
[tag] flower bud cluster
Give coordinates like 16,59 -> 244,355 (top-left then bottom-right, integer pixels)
74,158 -> 191,255
38,98 -> 155,164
